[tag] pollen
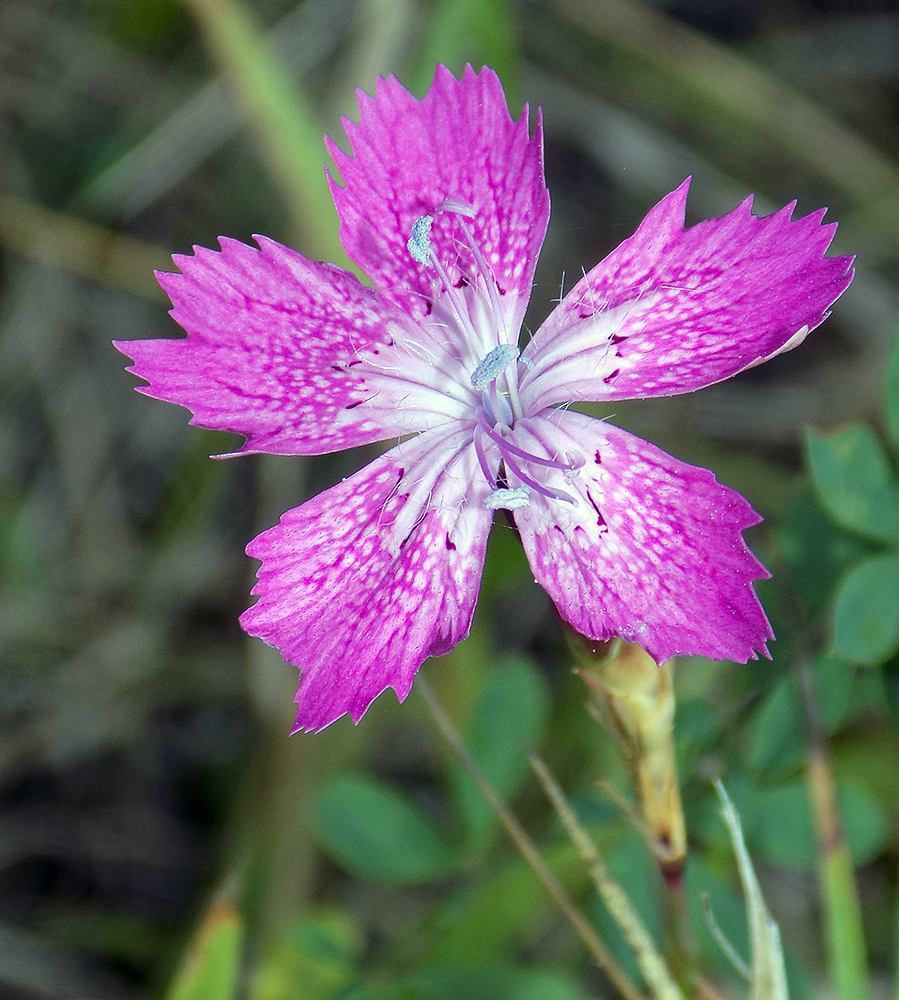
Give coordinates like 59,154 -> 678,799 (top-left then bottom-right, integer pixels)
470,343 -> 520,391
407,215 -> 434,265
484,486 -> 531,510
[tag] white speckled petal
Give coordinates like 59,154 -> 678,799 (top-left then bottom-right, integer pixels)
509,410 -> 773,663
240,426 -> 492,732
520,179 -> 854,410
327,65 -> 549,336
115,236 -> 458,457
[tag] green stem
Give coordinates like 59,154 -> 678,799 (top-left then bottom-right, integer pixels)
529,752 -> 686,1000
416,675 -> 648,1000
182,0 -> 344,261
893,883 -> 899,1000
795,657 -> 870,1000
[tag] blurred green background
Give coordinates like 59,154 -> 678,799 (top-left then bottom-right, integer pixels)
2,0 -> 899,998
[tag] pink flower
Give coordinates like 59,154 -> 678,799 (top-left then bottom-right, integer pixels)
116,66 -> 854,732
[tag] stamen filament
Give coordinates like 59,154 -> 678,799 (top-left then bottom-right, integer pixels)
457,218 -> 507,342
501,450 -> 578,506
476,411 -> 583,473
428,251 -> 482,348
473,425 -> 498,488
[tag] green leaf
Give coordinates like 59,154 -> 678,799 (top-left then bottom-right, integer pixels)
814,655 -> 859,733
166,898 -> 243,1000
751,781 -> 888,869
311,776 -> 456,885
425,840 -> 588,966
451,657 -> 549,853
831,554 -> 899,665
748,676 -> 804,774
885,331 -> 899,451
805,424 -> 899,542
250,908 -> 362,1000
405,965 -> 585,1000
777,489 -> 873,619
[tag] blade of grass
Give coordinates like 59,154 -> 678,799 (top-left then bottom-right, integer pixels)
182,0 -> 345,262
547,0 -> 899,204
714,782 -> 789,1000
408,0 -> 520,98
0,193 -> 170,300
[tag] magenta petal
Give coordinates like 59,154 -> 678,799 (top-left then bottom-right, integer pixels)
115,236 -> 426,456
240,428 -> 492,732
509,411 -> 773,663
521,179 -> 854,410
328,65 -> 549,330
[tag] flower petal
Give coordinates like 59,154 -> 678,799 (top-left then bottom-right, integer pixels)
509,410 -> 773,663
521,179 -> 854,410
240,427 -> 493,732
115,236 -> 453,455
328,65 -> 549,332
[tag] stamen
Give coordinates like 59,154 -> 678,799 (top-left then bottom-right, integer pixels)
563,450 -> 586,482
437,196 -> 477,218
407,215 -> 434,264
471,344 -> 519,391
473,426 -> 498,488
501,450 -> 578,506
457,217 -> 507,340
476,411 -> 583,475
484,487 -> 531,511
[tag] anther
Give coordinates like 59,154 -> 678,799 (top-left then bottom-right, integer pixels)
471,344 -> 520,391
407,215 -> 434,265
484,487 -> 531,510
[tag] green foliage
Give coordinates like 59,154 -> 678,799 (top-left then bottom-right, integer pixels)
405,965 -> 585,1000
251,909 -> 362,1000
748,660 -> 857,774
777,489 -> 873,620
311,775 -> 456,885
831,555 -> 899,665
450,657 -> 550,853
166,900 -> 243,1000
805,424 -> 899,543
749,781 -> 888,870
886,334 -> 899,451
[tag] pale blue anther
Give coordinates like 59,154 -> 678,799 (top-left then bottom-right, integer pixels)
407,215 -> 434,265
470,344 -> 520,391
484,486 -> 531,510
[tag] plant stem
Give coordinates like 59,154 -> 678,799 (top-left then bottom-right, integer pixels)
795,657 -> 870,1000
529,751 -> 686,1000
416,675 -> 648,1000
570,638 -> 696,994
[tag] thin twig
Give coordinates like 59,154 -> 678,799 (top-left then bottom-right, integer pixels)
416,676 -> 647,1000
528,750 -> 686,1000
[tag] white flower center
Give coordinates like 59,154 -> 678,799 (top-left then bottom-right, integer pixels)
407,202 -> 584,510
